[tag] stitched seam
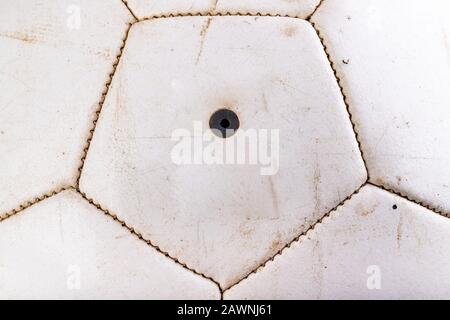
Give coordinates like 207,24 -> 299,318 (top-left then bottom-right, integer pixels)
76,188 -> 223,293
135,0 -> 325,21
369,182 -> 450,219
0,186 -> 74,223
307,19 -> 370,181
306,0 -> 325,20
223,182 -> 366,292
120,0 -> 139,21
139,12 -> 311,21
75,22 -> 133,187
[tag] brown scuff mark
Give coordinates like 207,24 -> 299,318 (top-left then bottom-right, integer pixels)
312,238 -> 323,299
94,50 -> 113,61
239,223 -> 254,239
261,92 -> 269,112
0,186 -> 73,223
0,31 -> 38,44
75,22 -> 133,187
114,233 -> 128,240
269,176 -> 280,219
355,202 -> 376,217
313,152 -> 321,215
373,177 -> 385,186
195,17 -> 212,65
283,24 -> 298,38
211,0 -> 219,14
443,29 -> 450,71
269,232 -> 283,253
396,212 -> 403,250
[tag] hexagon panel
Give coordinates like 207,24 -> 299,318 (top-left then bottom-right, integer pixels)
0,0 -> 133,216
311,0 -> 450,213
225,185 -> 450,299
0,190 -> 219,299
80,16 -> 367,287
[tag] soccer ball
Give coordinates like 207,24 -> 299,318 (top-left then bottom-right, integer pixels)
1,0 -> 449,300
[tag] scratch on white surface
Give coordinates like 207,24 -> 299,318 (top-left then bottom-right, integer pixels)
196,17 -> 212,65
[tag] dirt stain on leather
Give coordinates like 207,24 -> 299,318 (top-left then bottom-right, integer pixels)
0,31 -> 37,43
269,176 -> 280,219
355,202 -> 376,217
443,29 -> 450,71
269,232 -> 283,253
283,25 -> 298,37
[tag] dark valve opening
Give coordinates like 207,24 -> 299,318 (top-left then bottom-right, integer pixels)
209,109 -> 240,138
